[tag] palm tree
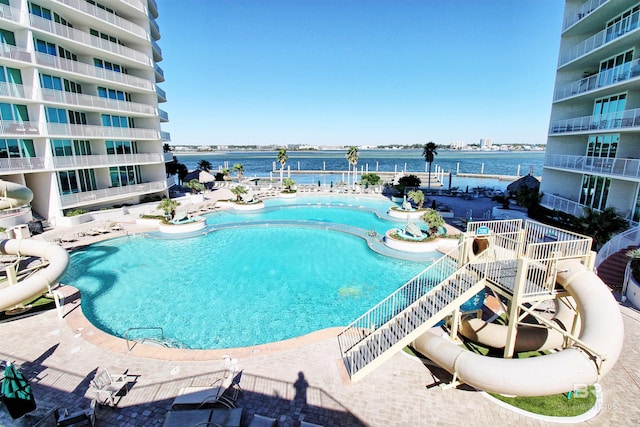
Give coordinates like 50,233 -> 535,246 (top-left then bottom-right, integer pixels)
576,206 -> 628,250
221,167 -> 231,181
282,177 -> 296,193
184,179 -> 204,194
157,198 -> 178,219
276,148 -> 288,184
163,143 -> 171,153
407,190 -> 425,209
198,159 -> 212,172
232,163 -> 245,180
422,142 -> 438,190
230,185 -> 247,202
346,146 -> 359,187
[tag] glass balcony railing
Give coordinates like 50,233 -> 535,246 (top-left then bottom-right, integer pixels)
0,157 -> 46,171
155,85 -> 166,100
151,39 -> 162,58
160,131 -> 171,141
30,15 -> 152,66
52,153 -> 165,169
46,123 -> 159,140
549,107 -> 640,134
57,0 -> 148,39
554,60 -> 640,101
35,52 -> 153,91
163,152 -> 174,162
563,0 -> 609,31
41,88 -> 156,115
60,179 -> 166,208
154,63 -> 165,79
545,153 -> 640,179
559,9 -> 640,67
158,108 -> 168,121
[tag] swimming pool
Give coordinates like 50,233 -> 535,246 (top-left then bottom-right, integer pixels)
63,195 -> 439,349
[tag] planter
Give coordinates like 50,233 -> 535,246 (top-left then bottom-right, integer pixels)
233,201 -> 265,211
383,229 -> 457,253
388,207 -> 426,220
279,192 -> 297,198
158,216 -> 206,234
56,212 -> 93,227
626,268 -> 640,310
136,218 -> 163,227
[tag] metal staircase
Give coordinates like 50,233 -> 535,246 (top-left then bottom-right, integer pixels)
337,241 -> 486,382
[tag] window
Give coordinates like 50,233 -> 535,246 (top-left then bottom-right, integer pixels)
45,107 -> 67,123
86,0 -> 115,14
101,114 -> 132,128
580,175 -> 611,211
599,50 -> 634,86
67,110 -> 87,125
109,165 -> 139,187
40,74 -> 63,91
0,67 -> 23,85
74,140 -> 91,155
605,5 -> 640,42
57,169 -> 96,195
0,139 -> 24,158
586,134 -> 619,158
98,87 -> 128,101
0,103 -> 29,121
106,140 -> 137,155
94,58 -> 127,74
35,39 -> 57,56
89,29 -> 120,44
52,139 -> 72,156
30,3 -> 52,20
63,79 -> 82,94
58,46 -> 77,61
0,29 -> 16,46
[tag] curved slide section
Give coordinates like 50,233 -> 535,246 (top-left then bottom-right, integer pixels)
459,295 -> 579,353
413,259 -> 624,396
0,239 -> 69,311
0,180 -> 33,210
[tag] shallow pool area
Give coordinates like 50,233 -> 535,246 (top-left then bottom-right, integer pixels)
63,195 -> 440,349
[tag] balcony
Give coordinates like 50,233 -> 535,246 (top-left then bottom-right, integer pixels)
0,120 -> 41,136
563,0 -> 608,31
0,44 -> 33,64
0,157 -> 46,172
151,39 -> 162,61
158,108 -> 168,121
35,52 -> 153,91
558,9 -> 640,67
0,2 -> 21,24
56,0 -> 148,39
545,153 -> 640,180
41,88 -> 156,115
549,107 -> 640,134
554,60 -> 640,101
60,179 -> 166,208
120,0 -> 146,14
52,153 -> 166,169
155,85 -> 166,101
29,15 -> 152,66
163,152 -> 174,162
0,82 -> 35,100
154,63 -> 165,82
540,193 -> 587,218
160,131 -> 171,141
46,123 -> 159,140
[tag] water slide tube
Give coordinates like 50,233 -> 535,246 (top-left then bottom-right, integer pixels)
412,259 -> 624,396
0,239 -> 69,311
459,295 -> 580,353
0,180 -> 33,210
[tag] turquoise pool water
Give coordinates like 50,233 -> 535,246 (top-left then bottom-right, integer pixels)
63,195 -> 436,349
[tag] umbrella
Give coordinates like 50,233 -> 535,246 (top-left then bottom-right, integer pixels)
1,362 -> 36,419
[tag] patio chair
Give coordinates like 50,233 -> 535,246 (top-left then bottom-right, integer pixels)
55,399 -> 96,426
89,369 -> 129,406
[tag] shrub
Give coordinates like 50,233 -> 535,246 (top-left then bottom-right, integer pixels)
65,209 -> 88,217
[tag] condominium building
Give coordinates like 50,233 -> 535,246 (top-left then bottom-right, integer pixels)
0,0 -> 171,224
541,0 -> 640,224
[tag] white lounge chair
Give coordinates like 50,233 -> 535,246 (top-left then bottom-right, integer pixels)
89,369 -> 130,406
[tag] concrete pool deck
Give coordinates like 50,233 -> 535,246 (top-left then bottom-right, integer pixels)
2,190 -> 639,426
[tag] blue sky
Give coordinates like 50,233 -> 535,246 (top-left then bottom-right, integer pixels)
157,0 -> 565,147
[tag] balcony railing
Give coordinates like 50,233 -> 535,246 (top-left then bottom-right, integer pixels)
0,44 -> 33,63
0,157 -> 46,171
540,193 -> 587,218
160,131 -> 171,141
0,120 -> 41,136
30,15 -> 151,66
545,153 -> 640,179
120,0 -> 146,13
559,9 -> 640,67
46,123 -> 159,140
163,152 -> 174,162
56,0 -> 148,39
151,39 -> 162,58
158,108 -> 168,121
155,85 -> 166,101
0,2 -> 21,24
60,180 -> 166,208
563,0 -> 608,30
35,52 -> 153,91
549,107 -> 640,134
41,88 -> 156,115
0,82 -> 35,100
52,153 -> 166,169
154,63 -> 165,79
554,59 -> 640,101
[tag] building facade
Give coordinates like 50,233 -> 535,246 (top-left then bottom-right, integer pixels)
541,0 -> 640,224
0,0 -> 171,224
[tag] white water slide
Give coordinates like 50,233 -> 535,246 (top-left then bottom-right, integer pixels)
0,239 -> 69,311
413,258 -> 624,396
0,180 -> 33,210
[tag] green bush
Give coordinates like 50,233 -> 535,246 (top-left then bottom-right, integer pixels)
65,209 -> 88,217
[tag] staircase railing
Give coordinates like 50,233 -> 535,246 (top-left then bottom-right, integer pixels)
595,226 -> 640,268
337,243 -> 461,356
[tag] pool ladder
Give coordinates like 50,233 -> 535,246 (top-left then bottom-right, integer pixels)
125,327 -> 186,351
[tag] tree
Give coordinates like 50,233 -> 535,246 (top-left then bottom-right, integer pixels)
184,179 -> 204,194
232,163 -> 245,180
491,194 -> 511,209
198,159 -> 213,172
397,175 -> 421,190
230,185 -> 247,202
407,190 -> 425,209
157,198 -> 178,218
282,177 -> 296,192
421,208 -> 445,235
422,142 -> 438,190
276,148 -> 288,184
359,173 -> 381,186
576,206 -> 628,250
346,146 -> 359,187
513,187 -> 543,216
163,143 -> 171,153
222,167 -> 231,181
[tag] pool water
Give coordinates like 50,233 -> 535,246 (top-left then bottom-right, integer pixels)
63,195 -> 437,349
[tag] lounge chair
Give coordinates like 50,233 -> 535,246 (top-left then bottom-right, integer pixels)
248,414 -> 277,427
171,370 -> 243,410
54,400 -> 96,427
163,408 -> 242,427
89,369 -> 130,406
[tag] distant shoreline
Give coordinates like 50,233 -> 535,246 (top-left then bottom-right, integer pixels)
172,148 -> 545,156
